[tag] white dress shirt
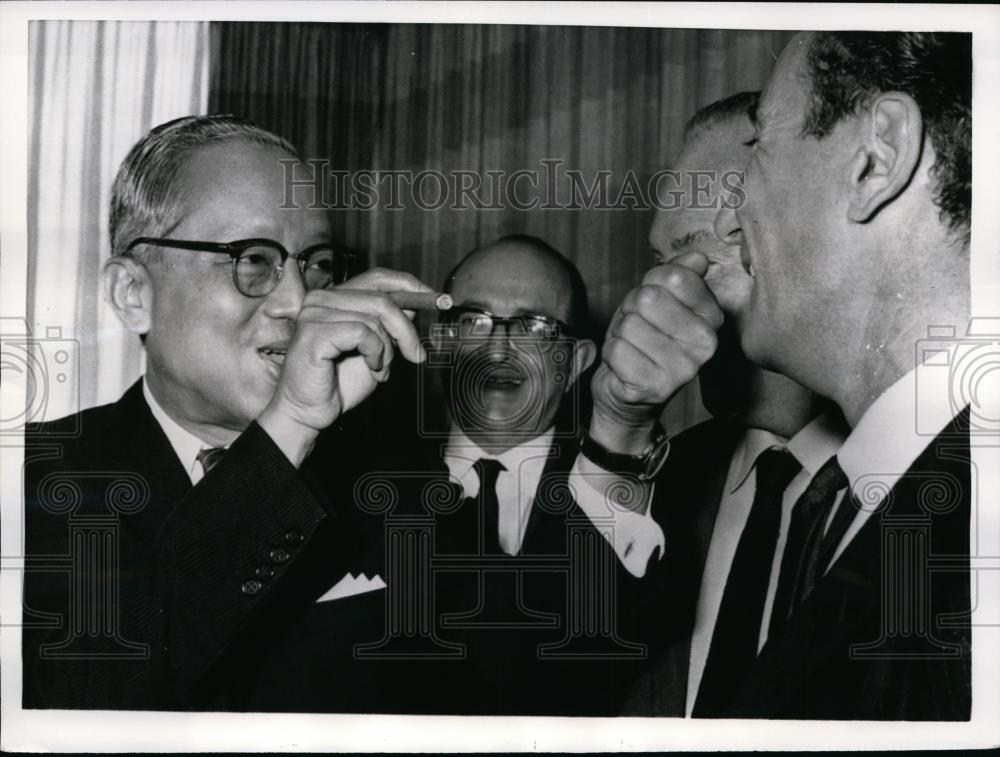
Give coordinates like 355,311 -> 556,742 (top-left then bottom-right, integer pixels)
442,425 -> 556,555
685,411 -> 845,714
830,353 -> 966,567
142,379 -> 222,485
565,408 -> 845,713
568,459 -> 667,578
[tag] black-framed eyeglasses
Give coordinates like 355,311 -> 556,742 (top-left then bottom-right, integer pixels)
125,237 -> 355,297
440,305 -> 577,347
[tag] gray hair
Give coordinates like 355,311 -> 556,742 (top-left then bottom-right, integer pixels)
683,91 -> 760,144
109,114 -> 299,260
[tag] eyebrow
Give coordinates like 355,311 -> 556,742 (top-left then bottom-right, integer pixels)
670,230 -> 710,252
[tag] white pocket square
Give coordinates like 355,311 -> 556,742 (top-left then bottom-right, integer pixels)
317,572 -> 387,603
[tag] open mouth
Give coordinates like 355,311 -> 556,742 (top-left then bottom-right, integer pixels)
739,244 -> 755,277
258,345 -> 288,368
481,365 -> 527,389
483,373 -> 526,389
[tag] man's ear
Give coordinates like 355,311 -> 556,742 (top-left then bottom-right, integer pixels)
102,256 -> 154,336
847,92 -> 924,223
564,338 -> 598,394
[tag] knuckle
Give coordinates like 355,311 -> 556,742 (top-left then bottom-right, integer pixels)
364,267 -> 390,281
602,336 -> 623,364
634,285 -> 662,312
349,321 -> 372,340
690,319 -> 717,349
303,289 -> 328,307
621,384 -> 648,404
663,266 -> 689,291
619,312 -> 645,337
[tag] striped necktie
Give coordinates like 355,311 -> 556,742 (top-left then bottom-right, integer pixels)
196,446 -> 226,476
768,454 -> 849,639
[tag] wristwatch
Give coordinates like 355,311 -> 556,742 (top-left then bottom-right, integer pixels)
578,423 -> 671,482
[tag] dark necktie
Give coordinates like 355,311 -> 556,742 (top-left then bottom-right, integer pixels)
768,454 -> 849,640
473,458 -> 506,555
694,447 -> 802,716
196,446 -> 226,476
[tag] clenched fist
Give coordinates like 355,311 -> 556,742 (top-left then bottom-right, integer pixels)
590,251 -> 723,454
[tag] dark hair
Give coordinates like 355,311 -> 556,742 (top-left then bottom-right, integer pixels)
803,32 -> 971,238
109,114 -> 299,260
443,234 -> 590,333
684,91 -> 760,142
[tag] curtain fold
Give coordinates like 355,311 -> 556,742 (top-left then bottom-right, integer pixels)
208,23 -> 796,432
28,20 -> 209,418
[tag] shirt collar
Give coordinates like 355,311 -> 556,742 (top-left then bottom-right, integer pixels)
443,424 -> 556,497
728,409 -> 847,494
786,408 -> 848,477
142,378 -> 217,484
838,351 -> 959,499
728,427 -> 788,493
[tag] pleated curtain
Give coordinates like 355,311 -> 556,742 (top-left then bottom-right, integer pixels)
209,24 -> 795,431
27,20 -> 210,418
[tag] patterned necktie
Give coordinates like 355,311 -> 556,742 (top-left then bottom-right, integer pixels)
196,446 -> 226,476
694,447 -> 802,716
473,458 -> 507,555
768,454 -> 849,640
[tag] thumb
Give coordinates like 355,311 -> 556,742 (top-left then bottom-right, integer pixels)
669,250 -> 710,277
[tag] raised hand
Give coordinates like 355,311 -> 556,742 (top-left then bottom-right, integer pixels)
258,268 -> 431,465
590,251 -> 724,454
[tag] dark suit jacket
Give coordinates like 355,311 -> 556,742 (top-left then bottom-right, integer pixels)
622,416 -> 746,716
721,410 -> 972,720
240,419 -> 673,715
427,431 -> 670,716
625,412 -> 972,720
22,380 -> 380,710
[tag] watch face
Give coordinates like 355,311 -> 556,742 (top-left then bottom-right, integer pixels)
640,436 -> 671,481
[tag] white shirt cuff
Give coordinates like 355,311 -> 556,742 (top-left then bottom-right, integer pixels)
568,455 -> 665,578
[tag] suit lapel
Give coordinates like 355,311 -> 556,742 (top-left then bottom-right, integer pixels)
732,410 -> 972,718
520,437 -> 575,554
112,381 -> 192,546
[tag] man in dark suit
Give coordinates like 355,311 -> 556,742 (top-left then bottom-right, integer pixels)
589,92 -> 847,717
600,32 -> 974,720
427,235 -> 669,715
708,30 -> 973,720
21,115 -> 433,710
341,235 -> 671,714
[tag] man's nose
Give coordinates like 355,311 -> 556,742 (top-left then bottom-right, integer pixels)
262,261 -> 306,319
485,322 -> 514,350
714,203 -> 743,247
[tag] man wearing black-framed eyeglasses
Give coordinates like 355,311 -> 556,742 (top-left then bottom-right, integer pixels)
434,235 -> 596,463
123,236 -> 354,297
22,115 -> 433,711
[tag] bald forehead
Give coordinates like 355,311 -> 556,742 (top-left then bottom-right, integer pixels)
450,241 -> 573,320
454,242 -> 567,284
677,115 -> 753,174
